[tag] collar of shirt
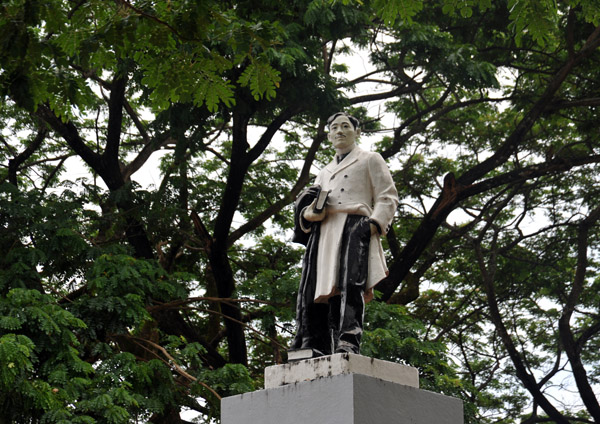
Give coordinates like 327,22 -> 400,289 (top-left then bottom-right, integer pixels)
336,152 -> 350,164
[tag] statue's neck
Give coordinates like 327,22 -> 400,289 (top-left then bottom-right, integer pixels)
335,143 -> 356,156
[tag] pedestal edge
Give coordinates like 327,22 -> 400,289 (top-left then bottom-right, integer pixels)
264,353 -> 419,389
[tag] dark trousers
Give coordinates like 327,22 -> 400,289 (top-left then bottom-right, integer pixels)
292,215 -> 370,355
298,287 -> 364,355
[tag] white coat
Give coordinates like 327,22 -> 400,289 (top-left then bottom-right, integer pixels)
303,145 -> 399,302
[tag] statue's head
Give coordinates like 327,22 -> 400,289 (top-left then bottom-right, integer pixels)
327,112 -> 360,130
327,112 -> 360,151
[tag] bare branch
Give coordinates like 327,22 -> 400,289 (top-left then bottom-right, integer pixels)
123,335 -> 222,400
227,121 -> 325,245
35,104 -> 103,171
8,126 -> 48,186
558,203 -> 600,421
473,239 -> 570,424
122,134 -> 172,182
123,99 -> 151,144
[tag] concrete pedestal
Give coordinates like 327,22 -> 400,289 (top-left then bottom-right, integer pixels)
265,353 -> 419,389
221,354 -> 463,424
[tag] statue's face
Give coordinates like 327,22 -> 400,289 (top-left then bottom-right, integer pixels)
327,115 -> 360,150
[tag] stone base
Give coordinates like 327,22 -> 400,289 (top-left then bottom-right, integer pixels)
265,353 -> 419,389
222,355 -> 463,424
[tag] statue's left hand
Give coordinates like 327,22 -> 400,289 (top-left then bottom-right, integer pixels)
303,199 -> 327,222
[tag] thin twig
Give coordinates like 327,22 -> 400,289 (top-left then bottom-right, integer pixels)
127,335 -> 222,400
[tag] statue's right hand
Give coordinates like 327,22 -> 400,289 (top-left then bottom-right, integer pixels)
303,199 -> 327,222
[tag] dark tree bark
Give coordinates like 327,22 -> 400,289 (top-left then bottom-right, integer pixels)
7,126 -> 47,187
35,75 -> 155,260
474,240 -> 570,424
558,204 -> 600,422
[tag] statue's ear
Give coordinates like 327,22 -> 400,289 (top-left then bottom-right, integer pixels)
356,128 -> 361,137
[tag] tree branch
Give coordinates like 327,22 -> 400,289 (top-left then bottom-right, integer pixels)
8,126 -> 48,186
247,105 -> 304,164
102,72 -> 128,189
227,120 -> 325,246
474,240 -> 570,424
123,98 -> 150,144
122,134 -> 172,182
376,26 -> 600,300
348,84 -> 422,105
558,203 -> 600,421
122,334 -> 222,400
458,28 -> 600,186
35,103 -> 103,171
546,97 -> 600,111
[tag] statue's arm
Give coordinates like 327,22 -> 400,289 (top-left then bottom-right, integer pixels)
368,153 -> 399,236
291,184 -> 322,244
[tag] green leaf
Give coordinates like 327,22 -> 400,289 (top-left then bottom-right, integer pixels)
237,61 -> 281,101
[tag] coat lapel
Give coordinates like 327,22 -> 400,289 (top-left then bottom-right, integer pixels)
324,146 -> 361,177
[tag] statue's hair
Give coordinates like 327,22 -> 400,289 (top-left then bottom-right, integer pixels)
327,112 -> 360,130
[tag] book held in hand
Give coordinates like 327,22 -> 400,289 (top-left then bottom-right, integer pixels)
313,188 -> 329,213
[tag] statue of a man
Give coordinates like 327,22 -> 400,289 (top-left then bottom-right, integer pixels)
290,112 -> 399,357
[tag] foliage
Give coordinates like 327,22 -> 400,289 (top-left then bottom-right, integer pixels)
2,0 -> 600,422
